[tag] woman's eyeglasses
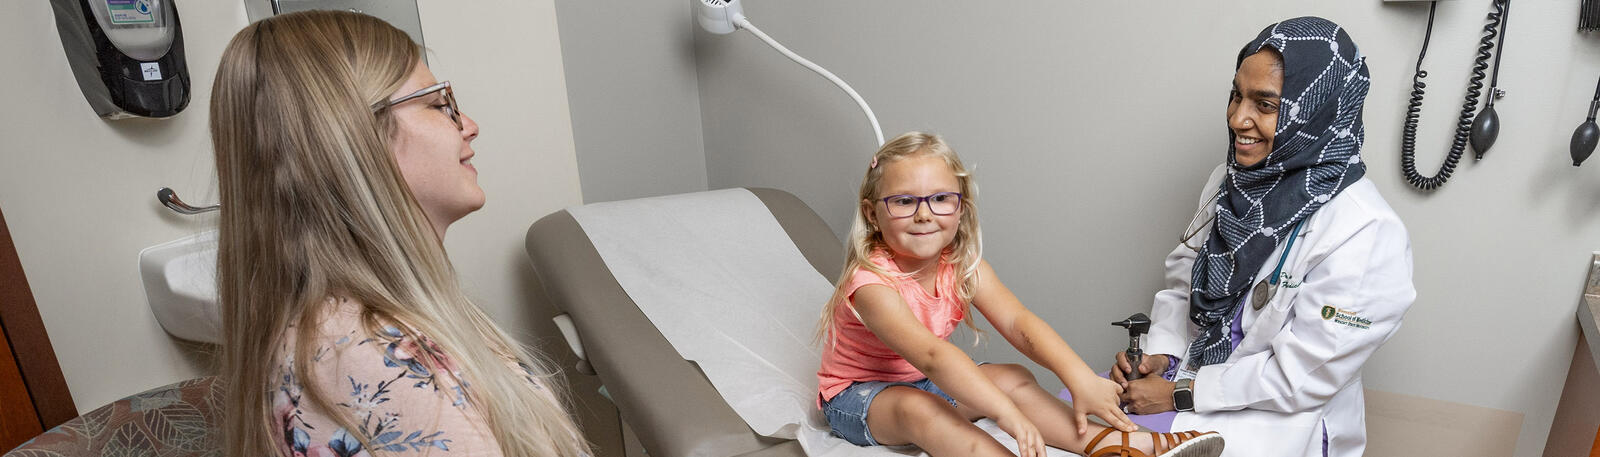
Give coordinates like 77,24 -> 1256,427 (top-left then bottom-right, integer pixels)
371,81 -> 462,130
879,192 -> 963,218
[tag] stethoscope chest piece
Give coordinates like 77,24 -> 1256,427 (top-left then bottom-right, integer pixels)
1250,219 -> 1306,312
1252,280 -> 1275,311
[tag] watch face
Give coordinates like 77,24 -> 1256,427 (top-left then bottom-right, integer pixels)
1174,389 -> 1194,411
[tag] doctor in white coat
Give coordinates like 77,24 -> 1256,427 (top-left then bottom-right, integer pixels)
1110,17 -> 1415,457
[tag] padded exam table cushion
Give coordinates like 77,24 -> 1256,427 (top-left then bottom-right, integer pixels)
526,188 -> 835,457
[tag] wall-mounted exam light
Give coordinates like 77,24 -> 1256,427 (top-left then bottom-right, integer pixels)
696,0 -> 884,146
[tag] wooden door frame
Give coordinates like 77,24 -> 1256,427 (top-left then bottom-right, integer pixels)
0,204 -> 77,428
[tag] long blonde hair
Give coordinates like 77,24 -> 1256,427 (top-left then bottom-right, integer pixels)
816,131 -> 984,346
211,10 -> 589,457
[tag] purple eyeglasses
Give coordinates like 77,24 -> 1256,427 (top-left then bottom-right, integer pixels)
879,192 -> 963,218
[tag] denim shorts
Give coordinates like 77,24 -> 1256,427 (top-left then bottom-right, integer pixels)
821,378 -> 957,446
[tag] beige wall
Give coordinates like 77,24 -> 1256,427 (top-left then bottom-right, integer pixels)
0,0 -> 620,453
688,2 -> 1600,456
1,0 -> 240,411
553,1 -> 709,204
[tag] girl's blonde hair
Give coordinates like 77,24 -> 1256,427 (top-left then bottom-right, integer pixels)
816,131 -> 983,345
211,10 -> 589,457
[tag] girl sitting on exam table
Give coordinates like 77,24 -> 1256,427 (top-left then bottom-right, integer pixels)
210,10 -> 589,457
815,132 -> 1226,457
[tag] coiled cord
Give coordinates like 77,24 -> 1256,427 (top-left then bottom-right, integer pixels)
1400,0 -> 1509,190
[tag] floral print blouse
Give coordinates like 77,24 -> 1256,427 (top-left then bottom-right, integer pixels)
270,299 -> 515,457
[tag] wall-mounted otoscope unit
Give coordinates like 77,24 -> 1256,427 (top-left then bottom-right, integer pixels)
695,0 -> 885,146
50,0 -> 190,119
1112,313 -> 1152,381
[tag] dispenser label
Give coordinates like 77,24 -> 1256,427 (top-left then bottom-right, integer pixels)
140,62 -> 162,81
106,0 -> 156,25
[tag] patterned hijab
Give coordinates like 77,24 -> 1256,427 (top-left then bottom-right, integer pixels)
1184,17 -> 1370,371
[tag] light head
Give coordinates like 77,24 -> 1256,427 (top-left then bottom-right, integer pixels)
1112,313 -> 1152,336
695,0 -> 745,35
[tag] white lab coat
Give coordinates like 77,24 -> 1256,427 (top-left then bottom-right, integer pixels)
1146,165 -> 1415,457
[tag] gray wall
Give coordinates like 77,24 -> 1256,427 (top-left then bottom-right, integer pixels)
555,1 -> 709,203
687,2 -> 1600,457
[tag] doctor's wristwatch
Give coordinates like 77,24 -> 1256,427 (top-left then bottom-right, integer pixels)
1173,378 -> 1195,412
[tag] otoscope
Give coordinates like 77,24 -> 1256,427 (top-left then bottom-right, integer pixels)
1112,313 -> 1152,380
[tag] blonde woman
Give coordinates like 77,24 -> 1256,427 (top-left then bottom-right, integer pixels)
211,10 -> 589,457
813,132 -> 1223,457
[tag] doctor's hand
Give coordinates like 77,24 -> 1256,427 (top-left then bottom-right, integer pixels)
1119,377 -> 1177,415
1064,374 -> 1137,434
1111,352 -> 1171,386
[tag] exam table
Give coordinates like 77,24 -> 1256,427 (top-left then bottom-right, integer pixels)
524,188 -> 835,457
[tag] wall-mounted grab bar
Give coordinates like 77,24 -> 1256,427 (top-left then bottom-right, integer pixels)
158,188 -> 219,215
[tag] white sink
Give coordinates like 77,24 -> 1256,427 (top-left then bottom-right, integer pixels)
138,230 -> 220,344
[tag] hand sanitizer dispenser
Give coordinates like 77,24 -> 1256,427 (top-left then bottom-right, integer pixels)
50,0 -> 190,119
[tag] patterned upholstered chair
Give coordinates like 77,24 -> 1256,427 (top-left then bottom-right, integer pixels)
4,377 -> 221,457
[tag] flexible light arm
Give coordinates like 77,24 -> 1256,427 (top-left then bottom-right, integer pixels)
732,16 -> 884,146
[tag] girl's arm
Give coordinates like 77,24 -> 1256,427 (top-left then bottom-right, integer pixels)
851,284 -> 1028,422
970,260 -> 1136,434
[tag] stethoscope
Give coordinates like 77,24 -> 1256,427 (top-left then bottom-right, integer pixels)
1180,189 -> 1306,311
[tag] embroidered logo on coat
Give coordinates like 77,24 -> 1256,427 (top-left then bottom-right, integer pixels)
1322,306 -> 1371,329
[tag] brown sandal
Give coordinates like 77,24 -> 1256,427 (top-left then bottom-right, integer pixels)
1084,429 -> 1225,457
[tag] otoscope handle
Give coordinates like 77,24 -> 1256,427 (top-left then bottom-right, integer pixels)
1125,347 -> 1145,381
1112,313 -> 1152,381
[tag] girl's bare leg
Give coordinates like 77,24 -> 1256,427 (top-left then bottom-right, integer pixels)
958,364 -> 1157,455
866,386 -> 1014,457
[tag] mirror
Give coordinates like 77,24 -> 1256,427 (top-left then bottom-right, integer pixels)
243,0 -> 426,64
